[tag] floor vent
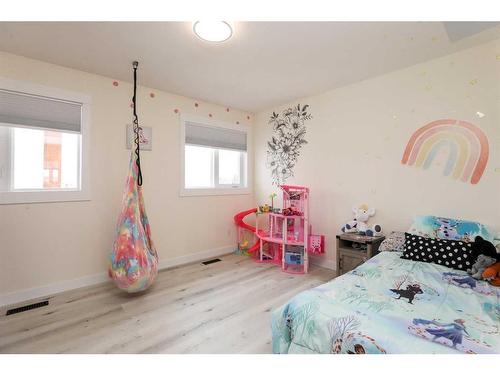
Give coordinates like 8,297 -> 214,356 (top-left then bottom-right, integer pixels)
6,300 -> 49,316
202,258 -> 221,265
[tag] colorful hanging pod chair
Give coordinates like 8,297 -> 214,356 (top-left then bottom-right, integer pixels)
108,61 -> 158,293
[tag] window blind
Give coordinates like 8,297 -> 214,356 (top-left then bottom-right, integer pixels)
0,89 -> 82,133
185,121 -> 247,152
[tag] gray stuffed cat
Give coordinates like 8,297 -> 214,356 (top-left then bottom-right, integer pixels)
467,254 -> 497,280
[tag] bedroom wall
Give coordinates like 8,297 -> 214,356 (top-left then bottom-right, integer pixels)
0,52 -> 254,303
253,39 -> 500,270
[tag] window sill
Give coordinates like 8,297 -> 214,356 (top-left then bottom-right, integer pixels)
179,187 -> 252,197
0,190 -> 91,205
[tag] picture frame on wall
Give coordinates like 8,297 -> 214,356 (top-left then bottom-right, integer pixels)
126,124 -> 152,151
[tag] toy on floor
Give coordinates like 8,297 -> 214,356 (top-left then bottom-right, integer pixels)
108,61 -> 158,293
341,204 -> 383,237
467,255 -> 497,280
482,262 -> 500,286
234,185 -> 325,274
470,236 -> 500,262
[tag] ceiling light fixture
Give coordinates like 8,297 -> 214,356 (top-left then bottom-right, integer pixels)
193,21 -> 233,42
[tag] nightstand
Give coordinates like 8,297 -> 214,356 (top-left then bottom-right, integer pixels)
336,233 -> 385,275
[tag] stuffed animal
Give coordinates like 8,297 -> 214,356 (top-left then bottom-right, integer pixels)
341,204 -> 382,237
482,262 -> 500,287
470,236 -> 499,263
467,254 -> 497,280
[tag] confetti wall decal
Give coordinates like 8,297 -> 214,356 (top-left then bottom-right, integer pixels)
150,92 -> 155,98
401,119 -> 489,185
113,81 -> 119,86
194,102 -> 199,107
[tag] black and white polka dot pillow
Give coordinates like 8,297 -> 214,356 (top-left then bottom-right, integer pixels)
401,233 -> 473,271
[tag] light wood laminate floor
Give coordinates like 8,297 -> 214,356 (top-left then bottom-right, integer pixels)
0,254 -> 335,353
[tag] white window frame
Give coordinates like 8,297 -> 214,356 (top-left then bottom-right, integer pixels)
180,113 -> 252,197
0,77 -> 91,205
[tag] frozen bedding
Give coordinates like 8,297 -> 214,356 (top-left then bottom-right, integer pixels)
271,251 -> 500,354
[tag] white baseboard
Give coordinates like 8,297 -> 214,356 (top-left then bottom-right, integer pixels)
310,256 -> 336,271
0,272 -> 110,309
0,245 -> 234,308
157,245 -> 234,270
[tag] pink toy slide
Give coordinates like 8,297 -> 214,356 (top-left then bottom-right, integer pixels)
233,208 -> 260,253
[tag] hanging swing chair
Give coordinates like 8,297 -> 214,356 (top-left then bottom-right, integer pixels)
108,61 -> 158,293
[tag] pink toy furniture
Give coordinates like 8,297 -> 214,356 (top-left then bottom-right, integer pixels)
234,185 -> 325,274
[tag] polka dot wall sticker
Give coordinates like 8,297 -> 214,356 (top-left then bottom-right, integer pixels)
226,108 -> 230,112
150,92 -> 155,98
209,113 -> 213,117
431,36 -> 438,42
194,102 -> 199,107
247,115 -> 250,120
469,79 -> 478,86
113,81 -> 119,86
425,84 -> 432,91
174,108 -> 179,114
495,167 -> 500,173
496,55 -> 500,60
236,121 -> 240,124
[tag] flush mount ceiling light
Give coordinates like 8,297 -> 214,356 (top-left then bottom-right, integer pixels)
193,21 -> 233,42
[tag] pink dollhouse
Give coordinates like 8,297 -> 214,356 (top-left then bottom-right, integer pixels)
234,185 -> 325,274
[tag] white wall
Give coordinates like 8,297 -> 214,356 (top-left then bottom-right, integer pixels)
1,39 -> 499,300
0,52 -> 254,299
254,40 -> 500,269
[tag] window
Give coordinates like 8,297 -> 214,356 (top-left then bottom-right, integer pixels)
0,79 -> 90,204
181,115 -> 251,196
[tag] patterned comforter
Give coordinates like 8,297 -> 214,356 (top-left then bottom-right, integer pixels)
272,251 -> 500,354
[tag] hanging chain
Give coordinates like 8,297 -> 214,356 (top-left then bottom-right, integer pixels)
132,61 -> 143,186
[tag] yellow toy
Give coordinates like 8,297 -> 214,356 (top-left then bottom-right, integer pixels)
259,204 -> 270,213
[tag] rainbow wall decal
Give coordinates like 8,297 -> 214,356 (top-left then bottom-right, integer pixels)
401,119 -> 489,184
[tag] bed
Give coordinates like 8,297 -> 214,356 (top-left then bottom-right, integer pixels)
271,251 -> 500,354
